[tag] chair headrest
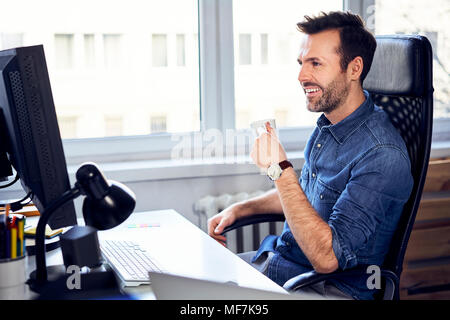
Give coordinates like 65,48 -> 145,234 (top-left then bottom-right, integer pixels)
363,35 -> 432,97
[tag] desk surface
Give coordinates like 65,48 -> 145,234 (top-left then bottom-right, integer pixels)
27,209 -> 287,299
99,210 -> 287,295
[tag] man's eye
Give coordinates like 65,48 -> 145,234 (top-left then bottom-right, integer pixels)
312,61 -> 321,67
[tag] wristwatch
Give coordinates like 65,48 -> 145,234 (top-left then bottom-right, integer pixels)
267,160 -> 293,181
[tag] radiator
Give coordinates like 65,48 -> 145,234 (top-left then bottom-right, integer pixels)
193,190 -> 284,253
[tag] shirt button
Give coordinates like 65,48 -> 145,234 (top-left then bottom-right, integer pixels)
312,173 -> 316,178
317,143 -> 322,148
320,194 -> 324,200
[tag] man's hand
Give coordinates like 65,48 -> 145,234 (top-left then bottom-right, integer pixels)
207,204 -> 241,247
250,122 -> 288,169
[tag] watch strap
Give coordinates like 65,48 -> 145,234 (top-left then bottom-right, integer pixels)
279,160 -> 293,170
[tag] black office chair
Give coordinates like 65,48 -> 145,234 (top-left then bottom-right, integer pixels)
222,35 -> 434,300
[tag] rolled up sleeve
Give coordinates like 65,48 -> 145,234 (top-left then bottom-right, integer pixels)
330,222 -> 358,269
328,146 -> 413,270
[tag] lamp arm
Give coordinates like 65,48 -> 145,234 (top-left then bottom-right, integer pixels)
35,185 -> 82,283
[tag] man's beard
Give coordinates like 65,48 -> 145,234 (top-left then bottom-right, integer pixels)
306,75 -> 350,114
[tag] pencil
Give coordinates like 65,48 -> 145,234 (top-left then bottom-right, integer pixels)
11,227 -> 17,259
0,213 -> 6,259
18,217 -> 24,257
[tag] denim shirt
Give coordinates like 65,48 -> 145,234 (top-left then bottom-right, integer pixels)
253,91 -> 414,300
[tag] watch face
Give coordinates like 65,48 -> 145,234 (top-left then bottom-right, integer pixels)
267,163 -> 282,180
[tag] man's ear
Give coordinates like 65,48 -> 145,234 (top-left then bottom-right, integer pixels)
347,56 -> 364,82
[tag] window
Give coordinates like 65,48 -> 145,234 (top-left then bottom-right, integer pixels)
238,34 -> 252,65
103,34 -> 123,69
1,33 -> 23,50
57,116 -> 78,139
373,0 -> 450,119
54,34 -> 74,69
233,0 -> 342,130
1,0 -> 448,164
105,116 -> 124,137
84,34 -> 96,68
260,33 -> 268,65
274,109 -> 289,127
176,34 -> 186,66
0,0 -> 200,142
152,34 -> 168,67
236,110 -> 250,129
150,115 -> 167,133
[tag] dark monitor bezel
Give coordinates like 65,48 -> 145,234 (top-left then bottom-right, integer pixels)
0,45 -> 77,228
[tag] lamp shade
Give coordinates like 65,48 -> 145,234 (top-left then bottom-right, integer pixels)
75,162 -> 136,230
82,180 -> 136,230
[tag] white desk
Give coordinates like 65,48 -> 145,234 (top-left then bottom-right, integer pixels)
26,209 -> 287,299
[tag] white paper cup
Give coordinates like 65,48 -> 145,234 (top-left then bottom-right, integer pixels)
250,118 -> 277,137
250,118 -> 278,175
0,256 -> 27,299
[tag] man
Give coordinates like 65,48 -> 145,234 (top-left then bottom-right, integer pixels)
208,11 -> 413,300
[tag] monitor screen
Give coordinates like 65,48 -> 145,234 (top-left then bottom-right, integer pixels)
0,45 -> 77,228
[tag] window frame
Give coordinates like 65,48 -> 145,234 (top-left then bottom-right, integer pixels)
62,0 -> 450,167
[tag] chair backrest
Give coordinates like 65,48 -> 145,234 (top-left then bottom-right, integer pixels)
363,35 -> 434,277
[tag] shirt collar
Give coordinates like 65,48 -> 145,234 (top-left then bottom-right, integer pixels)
316,90 -> 374,144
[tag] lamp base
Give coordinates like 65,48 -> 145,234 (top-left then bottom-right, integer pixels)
27,265 -> 66,293
28,268 -> 127,300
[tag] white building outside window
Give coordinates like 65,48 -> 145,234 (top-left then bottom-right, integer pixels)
54,34 -> 74,69
152,34 -> 168,67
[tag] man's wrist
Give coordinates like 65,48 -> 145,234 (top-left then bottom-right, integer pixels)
274,166 -> 297,185
267,160 -> 292,181
275,167 -> 309,201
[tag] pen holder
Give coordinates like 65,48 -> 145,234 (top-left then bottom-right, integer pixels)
0,255 -> 27,299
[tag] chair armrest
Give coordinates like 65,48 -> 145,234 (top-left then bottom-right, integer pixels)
283,267 -> 399,300
221,214 -> 285,234
283,266 -> 369,291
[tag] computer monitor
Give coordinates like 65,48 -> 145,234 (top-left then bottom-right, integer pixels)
0,45 -> 77,228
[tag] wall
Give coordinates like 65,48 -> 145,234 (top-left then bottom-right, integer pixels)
86,169 -> 276,227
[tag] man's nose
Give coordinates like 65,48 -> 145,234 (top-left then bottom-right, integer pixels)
298,65 -> 310,84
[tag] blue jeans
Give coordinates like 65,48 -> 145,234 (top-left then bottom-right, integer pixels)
238,251 -> 353,300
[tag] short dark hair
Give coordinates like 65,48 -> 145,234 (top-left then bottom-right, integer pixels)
297,11 -> 377,85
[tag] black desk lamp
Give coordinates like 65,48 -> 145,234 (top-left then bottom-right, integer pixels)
29,162 -> 136,289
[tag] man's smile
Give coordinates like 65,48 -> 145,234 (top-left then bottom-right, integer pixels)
303,85 -> 322,98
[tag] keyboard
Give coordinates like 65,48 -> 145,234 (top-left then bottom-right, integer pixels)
100,240 -> 165,286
